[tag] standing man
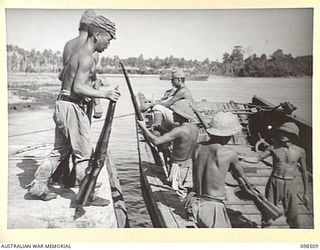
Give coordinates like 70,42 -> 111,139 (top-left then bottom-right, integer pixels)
59,9 -> 103,119
240,122 -> 308,228
27,15 -> 120,201
52,10 -> 101,186
142,69 -> 194,132
137,100 -> 198,192
184,111 -> 243,228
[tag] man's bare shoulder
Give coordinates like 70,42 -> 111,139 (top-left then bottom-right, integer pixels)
69,48 -> 93,68
291,144 -> 306,155
218,146 -> 238,159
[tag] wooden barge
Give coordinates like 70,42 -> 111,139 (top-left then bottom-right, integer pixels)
136,95 -> 314,228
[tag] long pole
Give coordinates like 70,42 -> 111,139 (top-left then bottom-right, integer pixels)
119,60 -> 164,166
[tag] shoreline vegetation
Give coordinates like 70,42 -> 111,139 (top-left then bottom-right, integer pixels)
7,45 -> 312,77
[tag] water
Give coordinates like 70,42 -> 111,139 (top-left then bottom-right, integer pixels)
97,75 -> 312,228
8,74 -> 312,228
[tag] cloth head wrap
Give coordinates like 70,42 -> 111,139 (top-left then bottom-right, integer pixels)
80,10 -> 97,25
90,15 -> 116,39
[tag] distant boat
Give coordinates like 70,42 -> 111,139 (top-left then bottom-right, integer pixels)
159,74 -> 209,81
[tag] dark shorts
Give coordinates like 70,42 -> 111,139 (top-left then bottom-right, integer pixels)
265,176 -> 298,219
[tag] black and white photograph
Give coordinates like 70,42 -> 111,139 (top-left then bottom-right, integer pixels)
6,7 -> 314,232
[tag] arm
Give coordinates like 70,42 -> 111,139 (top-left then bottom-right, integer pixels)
72,57 -> 120,100
192,144 -> 204,195
298,148 -> 308,198
240,148 -> 272,164
137,120 -> 180,145
156,89 -> 187,108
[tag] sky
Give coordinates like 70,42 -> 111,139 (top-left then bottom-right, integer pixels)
6,8 -> 313,61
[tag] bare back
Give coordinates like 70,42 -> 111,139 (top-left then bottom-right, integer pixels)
60,45 -> 94,97
63,36 -> 87,66
171,123 -> 198,162
193,143 -> 237,197
59,35 -> 96,83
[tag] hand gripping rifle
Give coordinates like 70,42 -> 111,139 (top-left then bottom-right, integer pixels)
119,60 -> 164,166
192,106 -> 283,223
76,88 -> 118,206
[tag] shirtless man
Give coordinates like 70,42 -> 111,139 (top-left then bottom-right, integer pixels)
142,69 -> 193,132
137,99 -> 198,192
52,10 -> 101,186
240,122 -> 308,228
27,15 -> 120,201
59,9 -> 103,119
183,111 -> 243,228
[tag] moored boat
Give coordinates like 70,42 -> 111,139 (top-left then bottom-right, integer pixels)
159,74 -> 209,81
135,94 -> 313,228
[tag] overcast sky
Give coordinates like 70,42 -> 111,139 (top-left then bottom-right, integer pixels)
6,8 -> 313,61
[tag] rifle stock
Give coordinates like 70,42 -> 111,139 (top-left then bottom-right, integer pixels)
76,99 -> 117,206
237,176 -> 283,222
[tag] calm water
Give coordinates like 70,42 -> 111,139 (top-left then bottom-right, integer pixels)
8,74 -> 313,228
97,75 -> 312,228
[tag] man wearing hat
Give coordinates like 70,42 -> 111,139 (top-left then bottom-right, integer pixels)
141,69 -> 194,132
53,10 -> 102,186
27,15 -> 120,201
137,99 -> 198,192
59,9 -> 103,119
183,111 -> 246,228
240,122 -> 308,228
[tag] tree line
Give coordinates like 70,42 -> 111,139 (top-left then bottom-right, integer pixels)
7,44 -> 312,77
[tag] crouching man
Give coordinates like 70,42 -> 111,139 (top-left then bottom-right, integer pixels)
137,100 -> 198,193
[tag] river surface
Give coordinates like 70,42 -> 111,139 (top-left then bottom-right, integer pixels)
8,74 -> 312,228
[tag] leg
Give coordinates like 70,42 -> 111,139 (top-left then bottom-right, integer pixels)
27,126 -> 72,200
283,180 -> 300,228
67,105 -> 93,184
152,105 -> 175,132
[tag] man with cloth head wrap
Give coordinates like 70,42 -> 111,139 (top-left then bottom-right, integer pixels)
53,10 -> 104,187
26,14 -> 120,202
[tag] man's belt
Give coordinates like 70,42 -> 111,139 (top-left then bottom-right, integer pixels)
195,194 -> 225,204
57,94 -> 88,105
271,175 -> 295,180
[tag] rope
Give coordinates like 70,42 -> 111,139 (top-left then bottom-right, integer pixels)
9,112 -> 134,138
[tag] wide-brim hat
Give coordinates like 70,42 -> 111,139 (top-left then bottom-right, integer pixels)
277,122 -> 299,137
170,99 -> 195,120
206,111 -> 242,136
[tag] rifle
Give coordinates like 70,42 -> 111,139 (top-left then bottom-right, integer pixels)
236,175 -> 283,223
119,60 -> 164,167
76,89 -> 117,206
